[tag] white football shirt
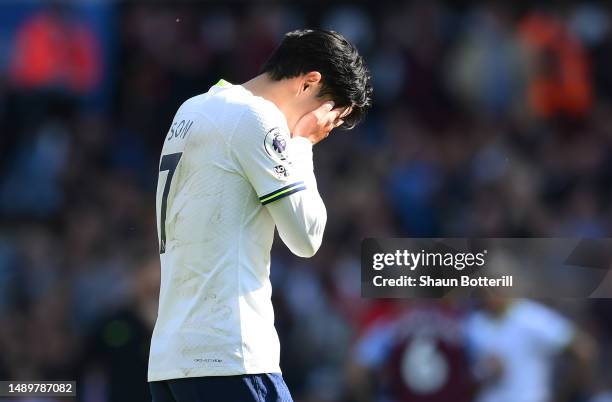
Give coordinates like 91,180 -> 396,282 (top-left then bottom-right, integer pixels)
148,79 -> 327,381
466,300 -> 575,402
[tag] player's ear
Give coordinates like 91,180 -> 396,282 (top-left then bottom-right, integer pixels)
301,71 -> 322,93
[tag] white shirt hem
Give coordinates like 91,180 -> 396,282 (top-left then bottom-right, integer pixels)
148,365 -> 282,382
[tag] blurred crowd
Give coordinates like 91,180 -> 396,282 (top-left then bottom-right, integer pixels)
2,1 -> 612,402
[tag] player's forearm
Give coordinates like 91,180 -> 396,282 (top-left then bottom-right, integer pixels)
266,137 -> 327,257
267,189 -> 326,257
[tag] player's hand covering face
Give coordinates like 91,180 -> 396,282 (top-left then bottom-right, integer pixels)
293,101 -> 352,144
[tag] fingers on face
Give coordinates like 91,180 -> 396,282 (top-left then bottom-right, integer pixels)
338,106 -> 353,119
328,106 -> 351,128
330,109 -> 342,122
314,101 -> 335,121
321,101 -> 335,112
316,103 -> 349,133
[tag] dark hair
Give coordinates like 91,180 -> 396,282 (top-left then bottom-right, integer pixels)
262,29 -> 372,129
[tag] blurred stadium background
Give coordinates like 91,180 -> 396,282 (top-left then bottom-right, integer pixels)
2,1 -> 612,402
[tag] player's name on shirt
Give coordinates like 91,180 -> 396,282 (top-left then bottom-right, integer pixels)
166,119 -> 195,142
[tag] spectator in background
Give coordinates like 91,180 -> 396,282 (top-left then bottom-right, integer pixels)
447,3 -> 528,118
9,3 -> 101,94
519,10 -> 592,119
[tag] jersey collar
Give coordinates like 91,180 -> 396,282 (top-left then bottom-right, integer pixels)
215,78 -> 232,88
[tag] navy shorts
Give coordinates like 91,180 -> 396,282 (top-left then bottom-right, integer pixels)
149,374 -> 294,402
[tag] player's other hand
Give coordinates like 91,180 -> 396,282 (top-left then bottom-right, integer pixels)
293,101 -> 351,145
